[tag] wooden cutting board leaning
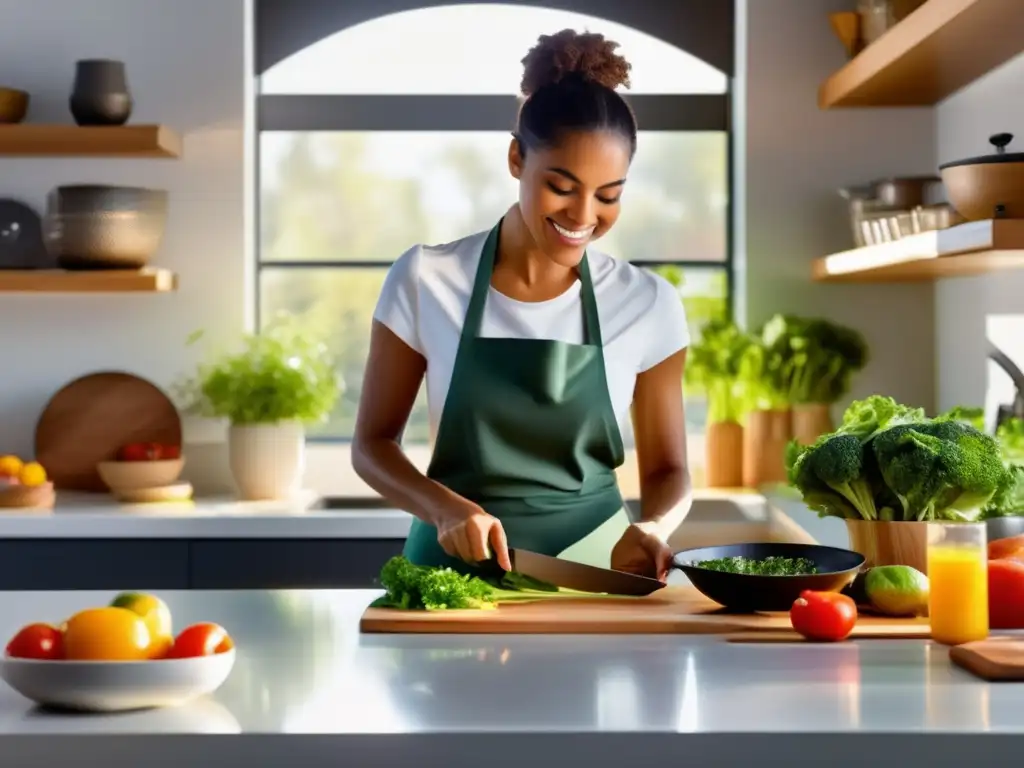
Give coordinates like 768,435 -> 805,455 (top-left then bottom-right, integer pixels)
359,585 -> 931,637
34,371 -> 182,492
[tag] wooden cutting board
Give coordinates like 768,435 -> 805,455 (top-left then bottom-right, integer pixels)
35,371 -> 182,492
949,637 -> 1024,680
359,586 -> 931,636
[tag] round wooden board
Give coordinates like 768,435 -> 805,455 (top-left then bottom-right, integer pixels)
35,371 -> 183,492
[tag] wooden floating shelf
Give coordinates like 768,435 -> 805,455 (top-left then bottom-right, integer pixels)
0,268 -> 178,293
819,0 -> 1024,108
0,125 -> 181,158
812,219 -> 1024,282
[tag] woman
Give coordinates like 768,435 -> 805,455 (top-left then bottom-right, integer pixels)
352,29 -> 692,582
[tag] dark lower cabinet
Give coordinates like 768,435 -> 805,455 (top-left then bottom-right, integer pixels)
0,538 -> 405,590
189,539 -> 405,589
0,540 -> 190,590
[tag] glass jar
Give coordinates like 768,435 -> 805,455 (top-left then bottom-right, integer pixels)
857,0 -> 894,46
927,522 -> 989,646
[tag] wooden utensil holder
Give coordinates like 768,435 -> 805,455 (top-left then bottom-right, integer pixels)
846,519 -> 928,574
791,403 -> 835,446
705,420 -> 744,488
742,408 -> 792,488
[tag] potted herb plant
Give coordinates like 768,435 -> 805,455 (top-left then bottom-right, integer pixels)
685,318 -> 752,487
736,335 -> 792,488
770,316 -> 869,445
195,317 -> 342,500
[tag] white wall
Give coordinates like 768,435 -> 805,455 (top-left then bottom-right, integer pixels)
0,0 -> 249,457
741,0 -> 937,416
934,53 -> 1024,416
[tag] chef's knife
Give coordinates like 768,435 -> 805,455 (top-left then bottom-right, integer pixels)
505,548 -> 666,596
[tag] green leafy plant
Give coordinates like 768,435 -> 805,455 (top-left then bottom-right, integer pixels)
684,318 -> 754,425
758,314 -> 869,406
193,316 -> 343,426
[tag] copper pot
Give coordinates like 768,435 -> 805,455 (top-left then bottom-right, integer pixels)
939,133 -> 1024,221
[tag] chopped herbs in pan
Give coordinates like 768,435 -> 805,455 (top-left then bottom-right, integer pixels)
690,555 -> 818,576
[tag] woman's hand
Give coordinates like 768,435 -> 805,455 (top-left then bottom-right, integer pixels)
611,522 -> 673,582
435,502 -> 513,571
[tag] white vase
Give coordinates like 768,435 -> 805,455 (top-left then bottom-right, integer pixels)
180,415 -> 234,496
227,421 -> 305,501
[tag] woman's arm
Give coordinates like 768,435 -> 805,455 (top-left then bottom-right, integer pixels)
630,347 -> 692,539
352,320 -> 474,527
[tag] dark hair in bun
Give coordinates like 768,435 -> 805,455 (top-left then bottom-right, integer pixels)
515,29 -> 638,158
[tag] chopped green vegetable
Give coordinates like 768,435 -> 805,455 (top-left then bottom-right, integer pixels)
373,556 -> 615,611
690,555 -> 818,576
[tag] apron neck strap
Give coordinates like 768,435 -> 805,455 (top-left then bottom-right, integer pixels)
463,220 -> 603,346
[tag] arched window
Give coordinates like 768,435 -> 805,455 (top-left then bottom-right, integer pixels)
255,0 -> 735,495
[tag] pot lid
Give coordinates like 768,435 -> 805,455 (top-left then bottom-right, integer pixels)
939,133 -> 1024,169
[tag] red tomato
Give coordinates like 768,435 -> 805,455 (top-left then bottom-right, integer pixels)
164,622 -> 234,658
118,443 -> 170,462
161,444 -> 181,460
989,534 -> 1024,563
989,559 -> 1024,629
6,623 -> 64,660
790,590 -> 858,642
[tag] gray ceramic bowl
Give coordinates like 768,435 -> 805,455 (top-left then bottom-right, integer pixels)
48,185 -> 167,217
43,210 -> 166,269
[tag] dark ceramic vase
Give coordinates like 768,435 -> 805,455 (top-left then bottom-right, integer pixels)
69,59 -> 133,126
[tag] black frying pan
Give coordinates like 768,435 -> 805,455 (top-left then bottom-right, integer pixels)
671,542 -> 865,612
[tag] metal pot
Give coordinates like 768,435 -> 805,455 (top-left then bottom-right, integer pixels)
872,176 -> 941,209
939,133 -> 1024,221
987,516 -> 1024,543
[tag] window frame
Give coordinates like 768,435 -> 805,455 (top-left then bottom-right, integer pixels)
254,0 -> 736,454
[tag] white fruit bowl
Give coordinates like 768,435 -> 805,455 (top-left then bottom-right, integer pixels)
0,648 -> 235,712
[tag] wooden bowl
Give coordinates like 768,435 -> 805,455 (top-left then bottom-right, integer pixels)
0,482 -> 55,510
96,458 -> 185,493
0,87 -> 29,124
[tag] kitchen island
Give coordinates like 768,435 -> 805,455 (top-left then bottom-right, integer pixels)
0,491 -> 780,590
1,589 -> 1021,767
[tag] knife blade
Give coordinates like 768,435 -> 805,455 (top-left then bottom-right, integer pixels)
508,549 -> 666,596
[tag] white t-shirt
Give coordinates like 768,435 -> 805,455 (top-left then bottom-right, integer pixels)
372,228 -> 691,447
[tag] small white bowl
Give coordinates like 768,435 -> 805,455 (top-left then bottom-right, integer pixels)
96,458 -> 185,492
0,648 -> 234,712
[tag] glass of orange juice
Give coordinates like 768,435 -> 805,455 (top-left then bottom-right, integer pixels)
927,522 -> 988,645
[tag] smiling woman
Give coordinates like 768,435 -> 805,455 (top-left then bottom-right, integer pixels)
347,28 -> 698,582
254,0 -> 734,501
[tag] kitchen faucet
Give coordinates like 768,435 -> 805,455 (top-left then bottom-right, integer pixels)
989,340 -> 1024,431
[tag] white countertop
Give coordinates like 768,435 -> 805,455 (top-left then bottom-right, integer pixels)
0,489 -> 770,540
0,588 -> 1022,767
0,491 -> 414,539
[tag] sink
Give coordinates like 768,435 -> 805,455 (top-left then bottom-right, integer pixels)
314,496 -> 397,511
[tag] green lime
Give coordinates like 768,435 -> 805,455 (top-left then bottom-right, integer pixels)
864,565 -> 929,617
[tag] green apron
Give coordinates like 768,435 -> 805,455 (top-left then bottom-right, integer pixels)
403,219 -> 630,572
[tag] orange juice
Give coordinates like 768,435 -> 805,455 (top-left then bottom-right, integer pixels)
927,544 -> 989,645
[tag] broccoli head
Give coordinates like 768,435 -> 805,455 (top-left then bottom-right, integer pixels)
871,419 -> 1007,522
983,463 -> 1024,519
785,433 -> 875,519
